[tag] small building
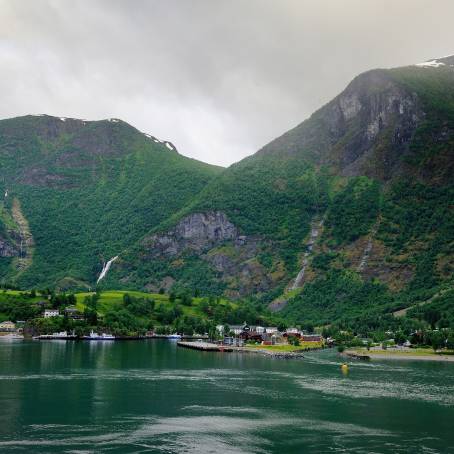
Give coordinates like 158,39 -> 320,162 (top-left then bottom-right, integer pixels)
229,324 -> 250,335
286,327 -> 300,335
223,336 -> 244,347
254,326 -> 265,334
43,309 -> 60,318
216,324 -> 225,334
265,327 -> 278,334
0,321 -> 16,332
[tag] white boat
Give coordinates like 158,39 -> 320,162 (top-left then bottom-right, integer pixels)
83,330 -> 115,340
33,331 -> 77,340
166,334 -> 182,339
0,333 -> 24,340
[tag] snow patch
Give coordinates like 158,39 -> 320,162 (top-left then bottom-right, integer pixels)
108,118 -> 120,123
415,59 -> 446,68
59,117 -> 67,122
141,131 -> 176,150
96,256 -> 118,284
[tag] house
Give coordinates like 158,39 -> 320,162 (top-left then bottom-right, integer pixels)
265,327 -> 278,334
223,336 -> 244,347
285,327 -> 300,335
0,321 -> 16,332
43,309 -> 60,318
229,325 -> 244,335
254,326 -> 265,334
216,324 -> 225,334
228,323 -> 250,335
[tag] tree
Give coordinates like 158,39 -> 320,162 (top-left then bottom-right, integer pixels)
446,331 -> 454,350
180,293 -> 193,306
423,309 -> 441,330
394,330 -> 406,345
428,331 -> 445,352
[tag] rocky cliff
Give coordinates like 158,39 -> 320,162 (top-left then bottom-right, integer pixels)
116,57 -> 454,323
114,211 -> 280,297
0,236 -> 18,257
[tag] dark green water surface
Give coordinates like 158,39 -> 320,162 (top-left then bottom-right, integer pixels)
0,340 -> 453,453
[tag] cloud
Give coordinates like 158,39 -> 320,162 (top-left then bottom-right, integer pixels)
1,0 -> 454,166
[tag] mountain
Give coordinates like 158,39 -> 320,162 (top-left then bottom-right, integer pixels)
1,56 -> 453,328
0,115 -> 222,288
109,56 -> 454,326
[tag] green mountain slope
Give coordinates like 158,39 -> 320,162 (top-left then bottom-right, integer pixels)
0,115 -> 222,288
114,56 -> 454,326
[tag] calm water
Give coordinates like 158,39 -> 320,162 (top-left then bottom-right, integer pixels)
0,340 -> 453,453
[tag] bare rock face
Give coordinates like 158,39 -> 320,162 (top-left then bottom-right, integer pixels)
332,71 -> 423,180
140,211 -> 277,297
258,69 -> 425,181
145,211 -> 238,256
0,237 -> 18,257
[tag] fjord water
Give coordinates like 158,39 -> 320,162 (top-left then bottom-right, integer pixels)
0,341 -> 453,453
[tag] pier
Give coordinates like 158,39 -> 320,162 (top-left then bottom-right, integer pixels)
345,350 -> 371,360
177,341 -> 233,352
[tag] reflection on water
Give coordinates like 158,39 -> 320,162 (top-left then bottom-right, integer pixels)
0,341 -> 453,453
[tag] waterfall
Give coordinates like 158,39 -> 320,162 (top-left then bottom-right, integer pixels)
97,256 -> 119,284
291,218 -> 324,290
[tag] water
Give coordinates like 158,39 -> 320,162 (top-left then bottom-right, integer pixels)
0,340 -> 453,453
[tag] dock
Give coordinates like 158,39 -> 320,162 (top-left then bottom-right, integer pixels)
177,341 -> 233,352
345,350 -> 371,360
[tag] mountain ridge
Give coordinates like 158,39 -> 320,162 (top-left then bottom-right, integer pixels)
0,56 -> 453,328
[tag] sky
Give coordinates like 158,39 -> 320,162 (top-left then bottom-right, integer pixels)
1,0 -> 454,167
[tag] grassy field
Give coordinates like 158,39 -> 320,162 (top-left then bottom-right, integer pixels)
0,288 -> 236,323
0,289 -> 44,303
74,290 -> 235,318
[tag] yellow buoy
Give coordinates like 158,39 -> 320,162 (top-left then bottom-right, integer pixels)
341,363 -> 349,375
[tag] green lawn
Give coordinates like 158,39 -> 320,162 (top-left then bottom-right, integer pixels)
74,290 -> 235,319
245,342 -> 323,352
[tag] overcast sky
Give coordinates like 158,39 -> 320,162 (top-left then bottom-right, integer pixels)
1,0 -> 454,166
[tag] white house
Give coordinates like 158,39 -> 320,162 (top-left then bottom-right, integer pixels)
286,327 -> 299,335
216,324 -> 225,334
229,325 -> 244,335
254,326 -> 265,334
43,309 -> 60,318
0,321 -> 16,331
265,327 -> 278,334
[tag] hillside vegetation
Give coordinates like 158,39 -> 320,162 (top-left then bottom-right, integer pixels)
0,59 -> 453,332
0,116 -> 222,288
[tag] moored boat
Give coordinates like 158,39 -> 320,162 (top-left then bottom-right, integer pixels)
33,331 -> 77,340
83,330 -> 116,340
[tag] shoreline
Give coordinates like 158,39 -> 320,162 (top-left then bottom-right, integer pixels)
345,349 -> 454,362
232,346 -> 307,358
176,341 -> 323,358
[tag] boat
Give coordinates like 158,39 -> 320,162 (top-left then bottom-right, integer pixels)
0,333 -> 24,340
83,330 -> 116,340
166,334 -> 182,339
33,331 -> 77,340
